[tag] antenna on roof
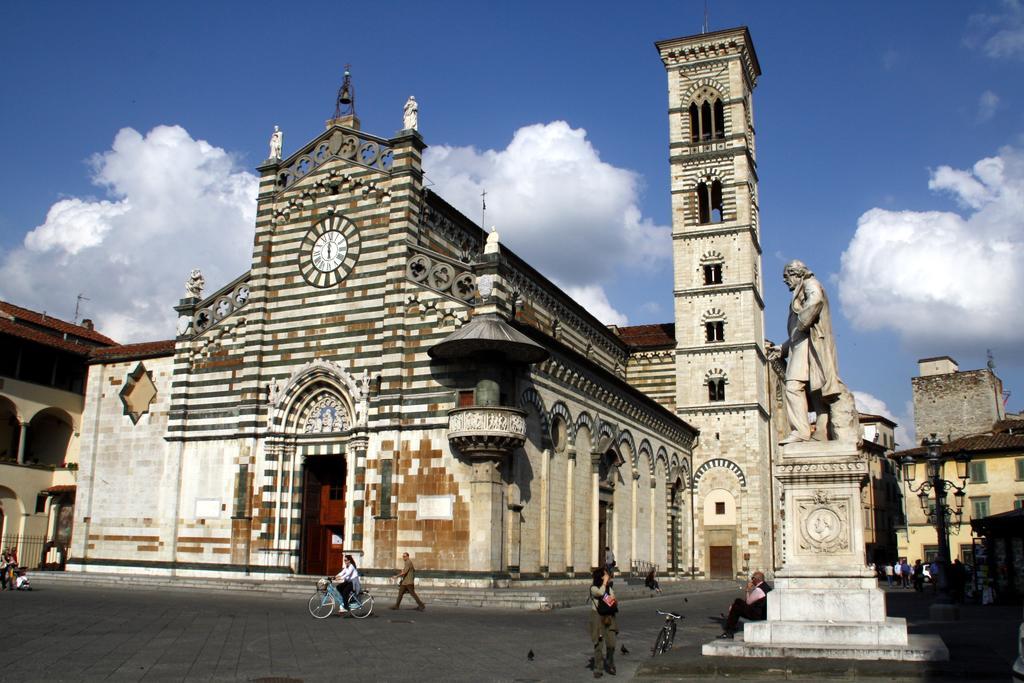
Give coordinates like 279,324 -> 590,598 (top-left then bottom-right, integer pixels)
481,188 -> 487,230
702,0 -> 710,34
74,293 -> 90,323
987,348 -> 996,371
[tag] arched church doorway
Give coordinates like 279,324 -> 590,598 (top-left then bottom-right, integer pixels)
300,454 -> 347,576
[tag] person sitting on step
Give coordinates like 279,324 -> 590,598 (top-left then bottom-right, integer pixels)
717,570 -> 770,639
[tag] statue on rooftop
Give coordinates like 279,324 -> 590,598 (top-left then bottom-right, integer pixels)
403,96 -> 418,131
184,268 -> 205,300
269,125 -> 283,160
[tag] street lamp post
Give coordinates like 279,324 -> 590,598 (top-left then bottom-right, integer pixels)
900,433 -> 971,619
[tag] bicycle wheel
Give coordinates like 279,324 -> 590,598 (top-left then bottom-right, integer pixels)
666,621 -> 677,650
652,627 -> 671,656
308,591 -> 336,619
349,590 -> 374,619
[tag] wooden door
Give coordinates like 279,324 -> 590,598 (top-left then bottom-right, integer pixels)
709,545 -> 733,579
598,500 -> 609,567
301,457 -> 347,576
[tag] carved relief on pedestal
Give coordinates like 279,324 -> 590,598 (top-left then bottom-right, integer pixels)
796,489 -> 850,554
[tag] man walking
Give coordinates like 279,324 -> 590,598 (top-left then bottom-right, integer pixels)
390,551 -> 426,611
885,562 -> 894,587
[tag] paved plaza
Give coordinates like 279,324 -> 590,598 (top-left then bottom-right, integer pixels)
0,578 -> 1019,681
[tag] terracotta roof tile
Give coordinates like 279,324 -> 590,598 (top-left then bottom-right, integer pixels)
0,300 -> 117,345
89,340 -> 176,364
616,323 -> 676,349
0,318 -> 96,356
42,484 -> 76,494
896,432 -> 1024,457
858,412 -> 897,427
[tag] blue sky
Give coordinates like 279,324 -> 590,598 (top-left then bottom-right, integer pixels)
2,0 -> 1023,444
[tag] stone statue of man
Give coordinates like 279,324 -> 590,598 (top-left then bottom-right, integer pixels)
403,96 -> 418,131
269,125 -> 283,160
769,260 -> 858,445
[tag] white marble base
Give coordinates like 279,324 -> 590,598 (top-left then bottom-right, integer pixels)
702,632 -> 949,661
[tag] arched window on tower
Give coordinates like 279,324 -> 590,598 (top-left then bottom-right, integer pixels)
705,321 -> 725,343
688,94 -> 727,143
696,180 -> 724,224
703,263 -> 723,285
708,378 -> 726,402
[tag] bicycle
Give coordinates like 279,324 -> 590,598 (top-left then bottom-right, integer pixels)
308,578 -> 374,619
651,609 -> 683,655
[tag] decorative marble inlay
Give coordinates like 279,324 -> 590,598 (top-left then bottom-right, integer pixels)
303,394 -> 349,433
120,362 -> 158,425
447,406 -> 527,456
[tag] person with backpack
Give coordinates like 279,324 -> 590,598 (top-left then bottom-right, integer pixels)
589,566 -> 618,678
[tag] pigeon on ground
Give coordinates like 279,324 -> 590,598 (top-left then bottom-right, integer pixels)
527,650 -> 534,661
620,644 -> 629,655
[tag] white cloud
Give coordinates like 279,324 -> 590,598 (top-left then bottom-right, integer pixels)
838,146 -> 1024,357
977,90 -> 1000,123
967,1 -> 1024,59
561,284 -> 629,327
0,125 -> 257,342
853,391 -> 914,449
423,121 -> 669,324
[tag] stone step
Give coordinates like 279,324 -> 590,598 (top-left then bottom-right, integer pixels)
31,570 -> 735,610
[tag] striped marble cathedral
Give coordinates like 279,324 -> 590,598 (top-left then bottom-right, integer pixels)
72,28 -> 780,583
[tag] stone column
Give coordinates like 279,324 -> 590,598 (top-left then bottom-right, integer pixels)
591,452 -> 601,567
650,479 -> 657,568
15,421 -> 28,464
565,446 -> 575,574
630,471 -> 639,569
348,435 -> 369,553
469,458 -> 506,572
539,448 -> 550,574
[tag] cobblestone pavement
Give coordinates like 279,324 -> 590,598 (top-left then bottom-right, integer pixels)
0,578 -> 736,682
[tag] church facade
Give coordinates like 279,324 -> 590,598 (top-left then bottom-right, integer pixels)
71,27 -> 779,582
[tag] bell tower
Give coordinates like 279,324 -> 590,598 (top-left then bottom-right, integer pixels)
657,28 -> 772,577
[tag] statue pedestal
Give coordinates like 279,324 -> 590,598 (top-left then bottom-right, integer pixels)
703,441 -> 948,661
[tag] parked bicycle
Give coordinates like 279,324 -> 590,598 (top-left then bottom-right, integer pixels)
651,609 -> 683,655
308,578 -> 374,619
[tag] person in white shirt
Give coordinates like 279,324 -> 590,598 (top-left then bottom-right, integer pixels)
334,555 -> 360,615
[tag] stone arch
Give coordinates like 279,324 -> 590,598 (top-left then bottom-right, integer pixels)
692,457 -> 747,488
653,446 -> 670,482
638,439 -> 655,476
700,308 -> 727,323
25,406 -> 75,467
617,430 -> 637,470
700,249 -> 724,264
519,387 -> 550,441
0,485 -> 23,537
549,401 -> 574,438
0,396 -> 22,462
574,411 -> 595,445
272,359 -> 363,434
681,78 -> 729,105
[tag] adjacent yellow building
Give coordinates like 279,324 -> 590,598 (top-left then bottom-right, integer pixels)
0,301 -> 115,565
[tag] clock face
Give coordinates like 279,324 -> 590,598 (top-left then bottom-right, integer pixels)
312,231 -> 347,272
299,215 -> 360,288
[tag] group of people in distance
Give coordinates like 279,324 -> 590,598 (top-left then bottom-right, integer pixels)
883,558 -> 969,601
